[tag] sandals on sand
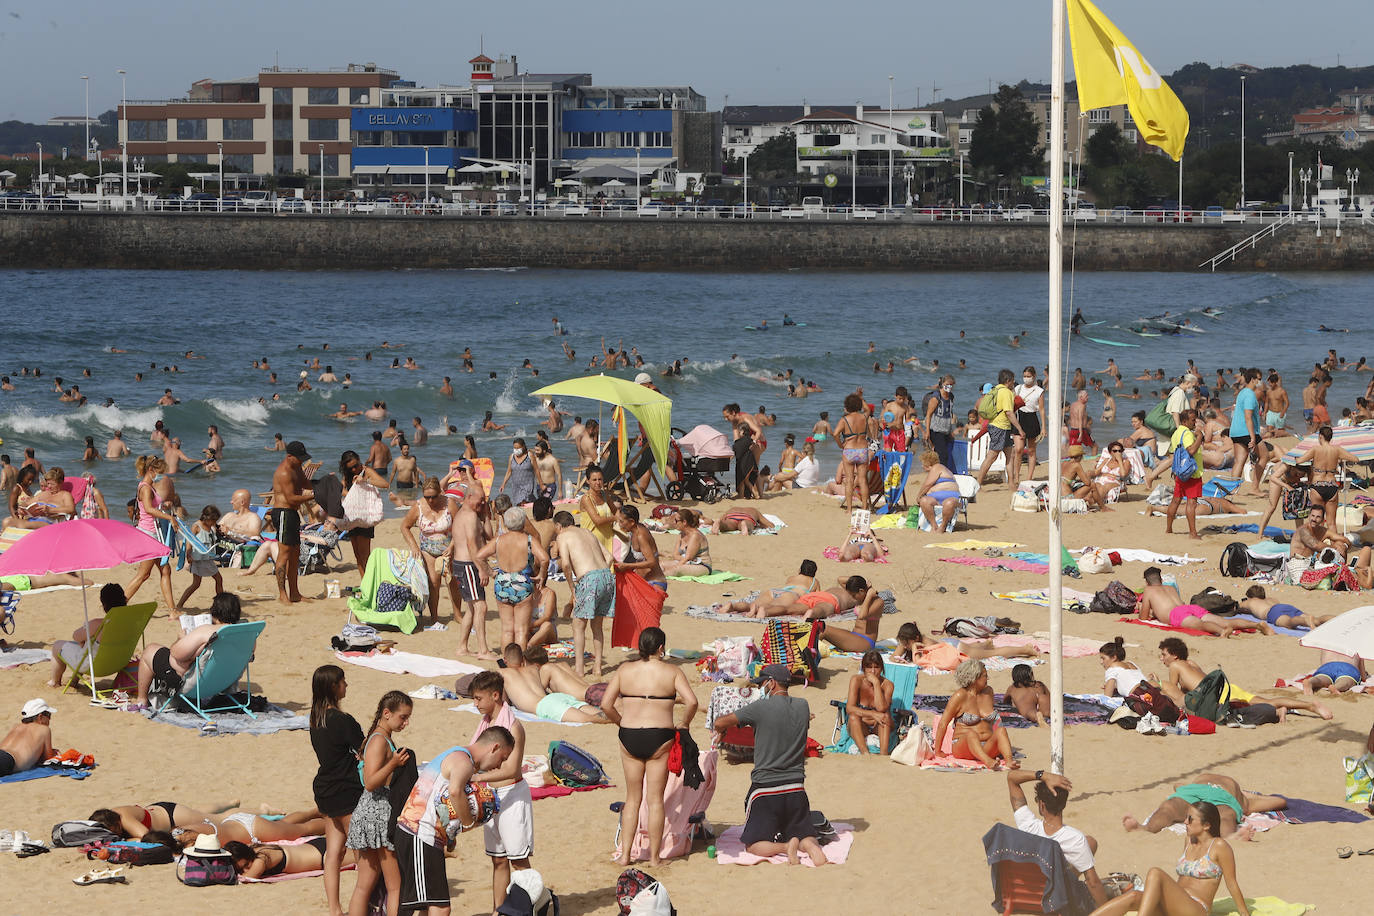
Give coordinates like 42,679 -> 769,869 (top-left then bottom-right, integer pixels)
1338,846 -> 1354,859
74,866 -> 127,885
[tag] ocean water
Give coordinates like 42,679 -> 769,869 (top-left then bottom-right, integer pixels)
1,268 -> 1372,513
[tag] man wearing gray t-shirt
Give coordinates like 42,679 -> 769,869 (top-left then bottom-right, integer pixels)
712,664 -> 828,865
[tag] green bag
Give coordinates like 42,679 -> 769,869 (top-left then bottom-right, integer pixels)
976,387 -> 1001,420
1344,752 -> 1374,804
1144,398 -> 1176,437
1183,668 -> 1232,723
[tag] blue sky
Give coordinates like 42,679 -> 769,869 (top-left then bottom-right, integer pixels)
1,0 -> 1367,122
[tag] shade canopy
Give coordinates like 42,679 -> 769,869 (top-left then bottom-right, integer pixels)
0,518 -> 169,576
1300,605 -> 1374,659
1284,426 -> 1374,465
531,375 -> 672,473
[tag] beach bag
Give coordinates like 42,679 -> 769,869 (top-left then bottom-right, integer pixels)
1219,542 -> 1253,577
376,582 -> 416,616
342,480 -> 384,526
1171,443 -> 1197,480
617,868 -> 666,916
1078,548 -> 1113,575
51,820 -> 119,848
759,618 -> 820,684
705,636 -> 758,679
1189,588 -> 1239,617
93,840 -> 177,866
1144,398 -> 1177,437
707,685 -> 767,762
976,387 -> 1001,420
1088,580 -> 1138,615
1011,482 -> 1045,513
891,725 -> 932,766
177,852 -> 238,886
1282,485 -> 1311,521
1125,682 -> 1180,723
548,741 -> 608,788
1183,668 -> 1232,723
1344,752 -> 1374,804
1202,476 -> 1242,499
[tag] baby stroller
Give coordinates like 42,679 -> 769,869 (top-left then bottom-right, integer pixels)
665,425 -> 734,504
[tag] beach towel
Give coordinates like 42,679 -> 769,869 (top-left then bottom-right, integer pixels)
336,650 -> 483,679
666,571 -> 747,584
473,701 -> 518,743
1273,794 -> 1370,824
1208,896 -> 1314,916
611,570 -> 665,649
714,821 -> 855,866
1097,548 -> 1204,565
450,703 -> 589,727
529,783 -> 613,801
822,545 -> 889,563
990,634 -> 1100,658
0,526 -> 30,555
144,704 -> 308,735
1248,541 -> 1292,557
1210,523 -> 1295,538
941,556 -> 1049,574
1120,617 -> 1217,638
0,763 -> 96,784
925,539 -> 1024,551
346,548 -> 426,634
875,450 -> 912,515
991,588 -> 1097,611
1232,614 -> 1308,637
908,693 -> 1115,729
0,647 -> 51,669
870,514 -> 907,529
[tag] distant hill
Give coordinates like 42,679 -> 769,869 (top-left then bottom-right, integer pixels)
0,111 -> 118,159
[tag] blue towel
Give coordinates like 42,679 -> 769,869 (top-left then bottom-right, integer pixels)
1225,523 -> 1294,538
1276,794 -> 1369,824
0,764 -> 95,784
1232,614 -> 1307,638
875,450 -> 912,516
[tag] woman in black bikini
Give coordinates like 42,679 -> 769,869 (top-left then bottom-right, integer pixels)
88,799 -> 236,840
226,837 -> 358,879
599,626 -> 698,867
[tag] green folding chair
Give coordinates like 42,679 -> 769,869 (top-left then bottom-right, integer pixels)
154,620 -> 267,722
60,602 -> 157,703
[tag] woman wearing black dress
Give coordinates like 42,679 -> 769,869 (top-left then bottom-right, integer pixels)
309,664 -> 363,916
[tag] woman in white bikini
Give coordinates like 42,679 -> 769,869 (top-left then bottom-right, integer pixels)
661,508 -> 711,577
400,478 -> 452,625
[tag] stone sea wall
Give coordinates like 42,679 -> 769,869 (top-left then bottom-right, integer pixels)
3,212 -> 1373,271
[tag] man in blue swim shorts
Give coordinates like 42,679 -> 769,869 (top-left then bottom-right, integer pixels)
1304,651 -> 1367,695
552,510 -> 615,678
1239,585 -> 1333,631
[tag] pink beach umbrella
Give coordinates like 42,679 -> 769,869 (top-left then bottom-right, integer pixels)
0,519 -> 170,700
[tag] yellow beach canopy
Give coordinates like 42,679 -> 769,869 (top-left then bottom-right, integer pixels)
531,374 -> 673,474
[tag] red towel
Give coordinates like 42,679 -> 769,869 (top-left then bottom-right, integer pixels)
611,569 -> 665,649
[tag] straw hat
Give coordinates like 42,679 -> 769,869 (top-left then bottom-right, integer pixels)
190,832 -> 231,857
1067,444 -> 1085,458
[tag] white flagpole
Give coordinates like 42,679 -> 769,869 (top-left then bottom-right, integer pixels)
1047,0 -> 1067,774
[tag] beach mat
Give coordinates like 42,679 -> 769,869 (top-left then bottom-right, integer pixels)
992,588 -> 1096,611
336,650 -> 484,678
666,571 -> 748,584
1208,897 -> 1313,916
450,703 -> 589,727
145,703 -> 308,735
1121,617 -> 1218,638
0,648 -> 51,669
907,693 -> 1115,727
1232,614 -> 1308,638
0,763 -> 96,784
1206,523 -> 1294,538
530,783 -> 613,801
715,821 -> 854,866
1275,795 -> 1369,824
925,539 -> 1024,551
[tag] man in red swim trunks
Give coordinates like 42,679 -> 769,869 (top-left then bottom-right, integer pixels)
1163,409 -> 1204,540
1066,390 -> 1095,449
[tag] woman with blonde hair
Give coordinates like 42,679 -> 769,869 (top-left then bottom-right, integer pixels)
124,455 -> 177,608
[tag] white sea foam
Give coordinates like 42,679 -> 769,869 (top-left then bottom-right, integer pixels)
208,399 -> 271,425
0,407 -> 78,438
78,404 -> 165,433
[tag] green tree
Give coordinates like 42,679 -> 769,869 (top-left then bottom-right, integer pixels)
969,85 -> 1042,178
1085,122 -> 1129,169
750,129 -> 798,178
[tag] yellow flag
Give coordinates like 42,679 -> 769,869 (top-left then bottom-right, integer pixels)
1066,0 -> 1189,161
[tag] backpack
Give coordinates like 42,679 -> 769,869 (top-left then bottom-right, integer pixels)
176,851 -> 238,886
1124,682 -> 1180,723
548,741 -> 608,788
89,840 -> 177,866
1189,587 -> 1239,617
617,868 -> 673,916
1219,542 -> 1285,578
1183,668 -> 1233,723
1088,581 -> 1138,615
759,619 -> 821,684
976,386 -> 1002,420
1171,441 -> 1197,480
52,820 -> 119,848
1282,485 -> 1311,520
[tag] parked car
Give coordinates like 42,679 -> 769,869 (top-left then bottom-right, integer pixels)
1072,202 -> 1097,221
636,202 -> 662,217
551,200 -> 590,216
1204,205 -> 1225,220
1110,205 -> 1130,221
1006,203 -> 1034,221
278,197 -> 307,213
240,190 -> 273,211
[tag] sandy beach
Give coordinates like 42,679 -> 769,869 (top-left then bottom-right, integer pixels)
3,454 -> 1369,915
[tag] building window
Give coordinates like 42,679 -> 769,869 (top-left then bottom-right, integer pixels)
223,153 -> 254,171
355,174 -> 375,185
647,131 -> 670,147
569,132 -> 604,147
308,87 -> 339,105
273,154 -> 293,175
870,134 -> 885,145
395,131 -> 445,146
272,88 -> 292,105
128,119 -> 167,141
355,131 -> 385,146
621,131 -> 636,147
1088,107 -> 1112,123
308,153 -> 340,177
1122,129 -> 1138,143
223,119 -> 253,140
178,153 -> 208,164
308,119 -> 339,141
176,118 -> 208,141
349,87 -> 371,105
273,119 -> 293,140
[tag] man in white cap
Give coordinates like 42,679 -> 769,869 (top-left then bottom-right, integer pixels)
712,664 -> 828,865
0,699 -> 57,777
634,372 -> 660,393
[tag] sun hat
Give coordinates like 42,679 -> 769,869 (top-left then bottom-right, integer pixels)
20,698 -> 55,719
189,832 -> 232,857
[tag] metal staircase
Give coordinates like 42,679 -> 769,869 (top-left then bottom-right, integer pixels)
1199,212 -> 1297,271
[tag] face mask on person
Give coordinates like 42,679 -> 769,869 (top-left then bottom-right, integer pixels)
942,385 -> 953,393
513,447 -> 525,456
1024,377 -> 1034,385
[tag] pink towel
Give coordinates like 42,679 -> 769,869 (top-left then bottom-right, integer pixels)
473,701 -> 517,742
990,634 -> 1098,658
714,822 -> 855,866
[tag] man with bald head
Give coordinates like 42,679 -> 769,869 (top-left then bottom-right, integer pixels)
218,489 -> 263,542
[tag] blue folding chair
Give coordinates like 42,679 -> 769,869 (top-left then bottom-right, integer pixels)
154,620 -> 267,722
829,661 -> 920,752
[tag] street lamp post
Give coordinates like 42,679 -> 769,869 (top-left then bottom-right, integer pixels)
318,143 -> 325,213
1299,167 -> 1311,212
424,145 -> 430,205
117,68 -> 127,198
958,151 -> 965,207
34,141 -> 42,205
1239,75 -> 1246,210
742,151 -> 749,216
851,148 -> 857,209
1288,151 -> 1294,214
82,75 -> 90,163
217,142 -> 223,212
636,145 -> 641,205
887,74 -> 894,210
1348,167 -> 1360,211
